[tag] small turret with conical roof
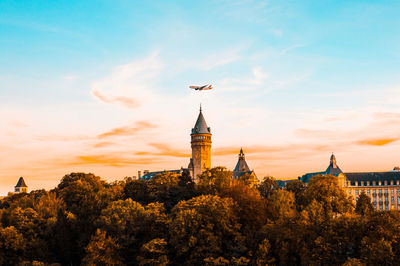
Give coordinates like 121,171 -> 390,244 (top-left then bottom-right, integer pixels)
325,153 -> 343,175
15,177 -> 28,193
189,105 -> 212,180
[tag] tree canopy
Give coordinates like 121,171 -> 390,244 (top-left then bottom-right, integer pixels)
1,169 -> 399,265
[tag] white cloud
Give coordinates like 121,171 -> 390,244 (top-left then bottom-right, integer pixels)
91,50 -> 163,108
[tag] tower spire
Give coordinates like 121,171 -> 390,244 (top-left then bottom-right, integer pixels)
200,103 -> 202,112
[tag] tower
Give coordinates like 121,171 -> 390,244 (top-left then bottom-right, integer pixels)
189,106 -> 212,180
325,153 -> 343,175
15,177 -> 28,193
233,148 -> 251,177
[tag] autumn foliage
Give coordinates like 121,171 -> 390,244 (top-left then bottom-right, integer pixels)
1,170 -> 400,265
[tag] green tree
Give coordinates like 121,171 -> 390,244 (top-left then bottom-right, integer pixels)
0,226 -> 26,265
137,238 -> 169,266
258,176 -> 279,199
82,229 -> 123,265
169,195 -> 245,265
285,180 -> 307,212
355,192 -> 374,216
197,167 -> 232,195
303,175 -> 354,218
97,199 -> 169,263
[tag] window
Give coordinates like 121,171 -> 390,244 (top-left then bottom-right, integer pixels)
391,189 -> 394,194
355,181 -> 358,186
367,181 -> 370,186
384,180 -> 388,186
379,181 -> 382,186
397,180 -> 399,185
379,189 -> 383,196
373,181 -> 376,186
385,205 -> 389,210
348,190 -> 351,194
398,197 -> 400,205
391,196 -> 394,203
379,205 -> 383,210
397,188 -> 400,194
367,190 -> 371,195
356,190 -> 359,195
361,181 -> 364,186
391,180 -> 394,185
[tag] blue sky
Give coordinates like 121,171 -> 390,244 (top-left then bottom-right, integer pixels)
1,0 -> 400,194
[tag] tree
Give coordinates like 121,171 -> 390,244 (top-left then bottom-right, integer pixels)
97,199 -> 169,263
0,226 -> 26,265
259,176 -> 279,199
169,195 -> 245,264
355,192 -> 374,216
137,238 -> 169,266
303,175 -> 354,218
266,190 -> 297,221
82,229 -> 123,265
285,180 -> 307,212
197,167 -> 232,195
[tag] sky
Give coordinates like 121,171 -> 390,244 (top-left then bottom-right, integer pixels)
1,0 -> 400,195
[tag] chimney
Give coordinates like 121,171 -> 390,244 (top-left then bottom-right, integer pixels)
138,171 -> 142,178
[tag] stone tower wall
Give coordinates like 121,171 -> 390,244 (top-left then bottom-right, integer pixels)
191,133 -> 212,181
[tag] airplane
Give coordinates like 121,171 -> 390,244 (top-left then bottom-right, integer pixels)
190,84 -> 213,90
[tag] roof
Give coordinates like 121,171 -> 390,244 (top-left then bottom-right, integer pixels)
234,149 -> 250,173
325,153 -> 343,175
300,154 -> 343,182
140,169 -> 188,180
191,108 -> 211,134
15,177 -> 27,188
344,172 -> 400,184
233,149 -> 254,179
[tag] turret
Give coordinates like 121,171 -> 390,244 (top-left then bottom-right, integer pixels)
189,106 -> 212,181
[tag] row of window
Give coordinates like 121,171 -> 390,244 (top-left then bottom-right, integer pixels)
350,180 -> 400,186
351,188 -> 400,196
355,194 -> 400,205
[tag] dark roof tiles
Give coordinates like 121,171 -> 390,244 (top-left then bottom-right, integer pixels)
15,177 -> 27,188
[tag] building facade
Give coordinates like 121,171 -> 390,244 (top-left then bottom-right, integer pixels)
300,154 -> 400,210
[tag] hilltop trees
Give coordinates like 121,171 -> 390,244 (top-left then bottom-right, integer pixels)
1,169 -> 400,265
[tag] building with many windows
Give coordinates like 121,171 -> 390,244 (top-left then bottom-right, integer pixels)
300,154 -> 400,210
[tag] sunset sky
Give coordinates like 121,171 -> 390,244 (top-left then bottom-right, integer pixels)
1,0 -> 400,195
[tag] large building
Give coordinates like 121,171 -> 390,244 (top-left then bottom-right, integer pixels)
300,154 -> 400,210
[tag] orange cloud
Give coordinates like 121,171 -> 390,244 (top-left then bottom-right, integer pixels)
93,141 -> 114,148
212,144 -> 331,156
357,138 -> 399,146
135,143 -> 190,158
70,155 -> 158,167
92,89 -> 139,109
98,121 -> 158,139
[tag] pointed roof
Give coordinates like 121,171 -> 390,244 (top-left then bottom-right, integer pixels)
234,148 -> 250,173
191,106 -> 211,134
15,177 -> 27,188
325,153 -> 342,175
